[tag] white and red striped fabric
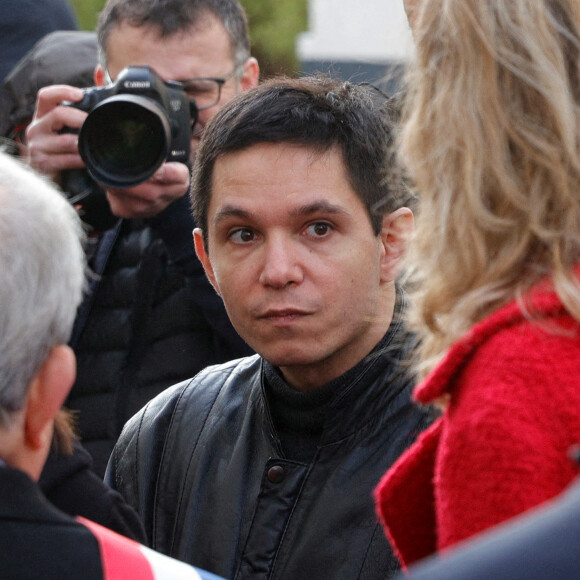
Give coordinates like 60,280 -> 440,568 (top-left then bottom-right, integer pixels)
78,517 -> 223,580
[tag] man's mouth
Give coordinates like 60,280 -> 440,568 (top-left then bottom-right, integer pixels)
259,308 -> 312,325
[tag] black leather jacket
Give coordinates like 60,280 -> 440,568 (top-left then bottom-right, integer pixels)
107,314 -> 433,579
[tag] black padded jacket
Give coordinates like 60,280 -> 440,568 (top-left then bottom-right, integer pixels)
68,194 -> 253,476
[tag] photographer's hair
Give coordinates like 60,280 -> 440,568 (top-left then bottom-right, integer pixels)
97,0 -> 251,70
400,0 -> 580,376
0,153 -> 86,427
191,74 -> 408,249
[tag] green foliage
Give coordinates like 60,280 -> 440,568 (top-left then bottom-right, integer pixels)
242,0 -> 307,77
68,0 -> 307,77
70,0 -> 105,30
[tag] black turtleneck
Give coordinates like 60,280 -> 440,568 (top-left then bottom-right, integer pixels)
263,289 -> 408,462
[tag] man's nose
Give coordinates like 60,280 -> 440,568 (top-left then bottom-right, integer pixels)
258,237 -> 304,289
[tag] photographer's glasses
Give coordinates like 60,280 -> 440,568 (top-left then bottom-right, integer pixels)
177,66 -> 242,110
104,65 -> 242,110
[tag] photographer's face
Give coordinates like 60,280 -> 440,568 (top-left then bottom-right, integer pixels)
101,14 -> 259,162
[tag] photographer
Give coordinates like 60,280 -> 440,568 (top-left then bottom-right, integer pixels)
25,0 -> 259,477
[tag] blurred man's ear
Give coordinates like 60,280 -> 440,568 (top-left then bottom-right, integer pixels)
94,65 -> 106,87
239,57 -> 260,92
379,208 -> 414,283
24,345 -> 76,473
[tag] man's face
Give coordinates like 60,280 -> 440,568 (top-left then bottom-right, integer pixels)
195,143 -> 400,391
103,14 -> 258,161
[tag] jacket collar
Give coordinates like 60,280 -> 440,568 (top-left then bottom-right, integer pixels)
416,280 -> 575,405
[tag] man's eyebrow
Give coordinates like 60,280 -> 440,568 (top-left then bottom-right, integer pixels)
211,200 -> 349,227
212,205 -> 252,227
289,200 -> 348,218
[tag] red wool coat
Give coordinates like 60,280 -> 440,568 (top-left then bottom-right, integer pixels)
375,281 -> 580,567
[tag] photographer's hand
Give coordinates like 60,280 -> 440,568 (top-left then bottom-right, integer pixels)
103,161 -> 191,219
26,85 -> 88,182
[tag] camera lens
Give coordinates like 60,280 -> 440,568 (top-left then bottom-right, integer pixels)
78,94 -> 172,188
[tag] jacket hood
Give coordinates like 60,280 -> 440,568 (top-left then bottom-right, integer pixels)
0,30 -> 97,137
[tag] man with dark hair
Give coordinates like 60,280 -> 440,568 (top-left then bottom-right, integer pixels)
108,75 -> 434,579
25,0 -> 259,476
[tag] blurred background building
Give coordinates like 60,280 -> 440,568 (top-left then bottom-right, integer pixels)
297,0 -> 412,90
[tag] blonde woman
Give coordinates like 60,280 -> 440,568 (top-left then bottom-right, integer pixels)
375,0 -> 580,568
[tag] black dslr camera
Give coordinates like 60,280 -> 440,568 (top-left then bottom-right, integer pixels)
65,66 -> 197,188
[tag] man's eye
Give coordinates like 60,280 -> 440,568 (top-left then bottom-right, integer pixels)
183,81 -> 214,95
229,228 -> 255,243
306,222 -> 332,237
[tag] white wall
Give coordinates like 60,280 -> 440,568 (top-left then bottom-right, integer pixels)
296,0 -> 413,64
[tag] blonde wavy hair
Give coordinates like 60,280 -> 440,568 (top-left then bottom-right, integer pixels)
400,0 -> 580,377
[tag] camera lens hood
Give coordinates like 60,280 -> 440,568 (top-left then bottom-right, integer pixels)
78,93 -> 172,188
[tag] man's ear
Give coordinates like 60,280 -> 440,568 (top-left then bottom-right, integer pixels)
379,207 -> 414,283
24,345 -> 76,453
94,65 -> 106,87
239,57 -> 260,92
193,228 -> 220,295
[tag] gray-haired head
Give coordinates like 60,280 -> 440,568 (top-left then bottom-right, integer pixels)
0,153 -> 86,427
97,0 -> 251,69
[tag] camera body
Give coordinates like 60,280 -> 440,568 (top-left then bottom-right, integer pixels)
66,66 -> 197,188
